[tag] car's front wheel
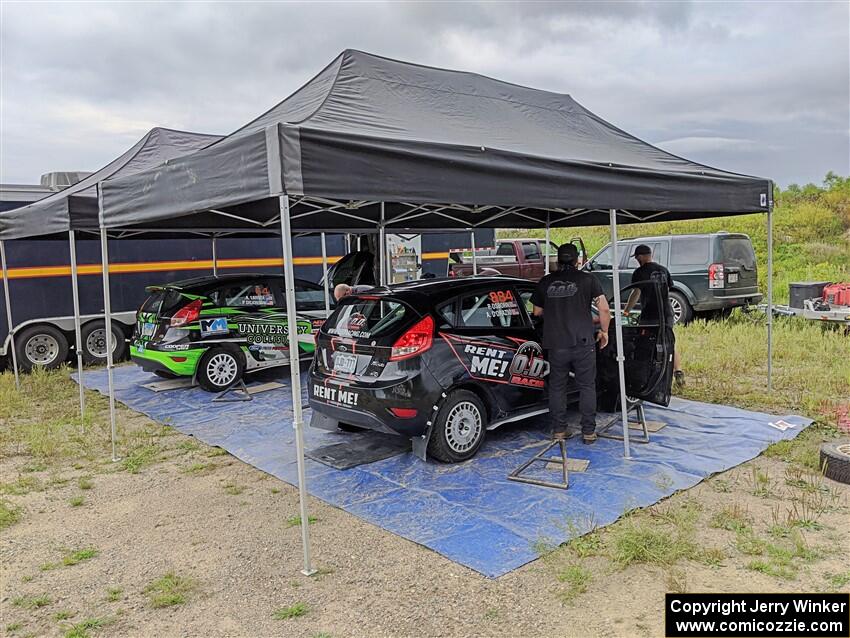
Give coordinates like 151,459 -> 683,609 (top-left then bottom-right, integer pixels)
427,389 -> 487,463
197,347 -> 245,392
668,290 -> 693,325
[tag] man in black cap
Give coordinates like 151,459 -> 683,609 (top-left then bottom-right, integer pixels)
624,244 -> 684,385
531,243 -> 610,444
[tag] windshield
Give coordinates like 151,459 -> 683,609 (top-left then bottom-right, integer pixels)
323,298 -> 409,340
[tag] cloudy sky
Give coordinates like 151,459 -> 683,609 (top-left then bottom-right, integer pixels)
1,1 -> 847,187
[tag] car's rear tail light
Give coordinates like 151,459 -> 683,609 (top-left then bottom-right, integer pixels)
390,315 -> 434,361
708,263 -> 725,289
389,407 -> 418,419
170,299 -> 203,327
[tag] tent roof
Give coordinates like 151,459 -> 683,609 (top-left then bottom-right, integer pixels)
0,127 -> 221,240
97,50 -> 770,232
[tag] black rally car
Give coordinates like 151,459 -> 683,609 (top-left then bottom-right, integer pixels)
308,276 -> 673,462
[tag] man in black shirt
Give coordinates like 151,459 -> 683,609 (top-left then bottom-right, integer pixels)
623,244 -> 684,385
531,243 -> 611,444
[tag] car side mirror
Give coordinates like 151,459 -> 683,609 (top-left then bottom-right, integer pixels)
585,261 -> 594,271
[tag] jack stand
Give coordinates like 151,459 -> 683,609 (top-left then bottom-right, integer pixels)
507,439 -> 569,490
597,398 -> 649,444
212,379 -> 252,403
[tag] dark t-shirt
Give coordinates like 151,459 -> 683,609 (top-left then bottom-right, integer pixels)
531,266 -> 604,349
631,262 -> 674,323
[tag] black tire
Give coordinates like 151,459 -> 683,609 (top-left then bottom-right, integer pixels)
14,325 -> 69,371
668,290 -> 693,325
820,440 -> 850,484
427,389 -> 487,463
79,321 -> 127,365
196,347 -> 245,392
153,370 -> 178,380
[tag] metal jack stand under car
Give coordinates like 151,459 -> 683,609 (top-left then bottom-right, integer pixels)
212,379 -> 253,403
597,398 -> 650,444
507,439 -> 570,490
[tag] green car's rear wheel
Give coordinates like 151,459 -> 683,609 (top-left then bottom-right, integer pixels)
197,347 -> 245,392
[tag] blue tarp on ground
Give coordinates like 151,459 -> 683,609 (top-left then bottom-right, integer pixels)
76,365 -> 812,578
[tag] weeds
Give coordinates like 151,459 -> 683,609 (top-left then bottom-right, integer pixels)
62,548 -> 99,566
286,515 -> 317,527
143,572 -> 196,608
5,623 -> 23,633
77,476 -> 94,490
609,513 -> 697,567
273,602 -> 309,619
105,587 -> 123,602
665,567 -> 688,593
12,594 -> 51,609
182,462 -> 217,475
824,571 -> 850,591
0,476 -> 44,495
709,503 -> 751,533
121,445 -> 160,474
0,498 -> 22,530
556,564 -> 592,603
63,616 -> 111,638
747,467 -> 779,498
69,495 -> 85,507
54,610 -> 76,621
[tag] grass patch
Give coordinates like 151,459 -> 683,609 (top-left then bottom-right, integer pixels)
63,616 -> 111,638
0,498 -> 22,530
556,563 -> 592,603
286,515 -> 318,527
143,572 -> 196,608
5,623 -> 23,633
273,602 -> 309,619
62,547 -> 99,566
566,532 -> 602,558
181,462 -> 217,475
0,475 -> 44,495
824,571 -> 850,591
77,476 -> 94,490
12,593 -> 51,609
709,503 -> 751,533
175,440 -> 200,454
121,445 -> 161,474
105,587 -> 122,602
69,495 -> 85,507
205,447 -> 228,457
222,482 -> 245,495
270,487 -> 281,494
54,610 -> 76,621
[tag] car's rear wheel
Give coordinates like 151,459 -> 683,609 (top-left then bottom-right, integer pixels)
197,347 -> 244,392
428,390 -> 487,463
15,325 -> 69,371
668,290 -> 693,325
80,321 -> 127,365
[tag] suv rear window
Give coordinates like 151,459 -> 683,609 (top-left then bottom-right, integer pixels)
720,237 -> 756,268
670,238 -> 710,266
323,298 -> 408,339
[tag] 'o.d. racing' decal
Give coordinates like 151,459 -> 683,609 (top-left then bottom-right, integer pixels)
440,334 -> 549,389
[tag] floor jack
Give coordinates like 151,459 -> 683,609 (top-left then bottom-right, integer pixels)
507,439 -> 569,490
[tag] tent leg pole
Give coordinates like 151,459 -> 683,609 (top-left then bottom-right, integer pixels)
767,206 -> 773,391
69,231 -> 85,428
0,241 -> 20,391
470,231 -> 477,276
278,195 -> 316,577
320,232 -> 330,314
544,216 -> 551,276
609,209 -> 631,459
211,236 -> 218,276
99,228 -> 118,462
379,203 -> 386,286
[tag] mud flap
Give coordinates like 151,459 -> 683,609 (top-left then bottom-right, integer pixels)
412,391 -> 447,461
310,411 -> 340,432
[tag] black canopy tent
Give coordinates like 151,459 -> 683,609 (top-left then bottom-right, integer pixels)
0,127 -> 222,448
94,50 -> 771,575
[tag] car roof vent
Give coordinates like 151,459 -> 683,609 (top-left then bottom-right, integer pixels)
39,171 -> 93,191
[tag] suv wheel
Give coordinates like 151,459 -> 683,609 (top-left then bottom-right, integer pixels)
428,390 -> 487,462
668,291 -> 693,325
80,321 -> 127,365
15,325 -> 69,371
197,347 -> 245,392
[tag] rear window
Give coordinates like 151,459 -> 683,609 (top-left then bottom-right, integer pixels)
522,242 -> 541,260
323,298 -> 408,339
496,242 -> 516,257
670,238 -> 710,266
720,237 -> 756,268
140,289 -> 184,315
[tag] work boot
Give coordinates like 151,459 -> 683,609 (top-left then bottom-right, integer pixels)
582,432 -> 598,445
552,430 -> 568,441
674,370 -> 686,387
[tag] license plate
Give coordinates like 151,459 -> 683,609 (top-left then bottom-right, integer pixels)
333,353 -> 357,374
728,273 -> 738,283
141,322 -> 157,337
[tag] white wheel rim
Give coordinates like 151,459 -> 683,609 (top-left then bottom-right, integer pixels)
445,401 -> 483,453
24,334 -> 60,365
836,443 -> 850,458
86,328 -> 115,358
669,296 -> 683,323
207,353 -> 238,387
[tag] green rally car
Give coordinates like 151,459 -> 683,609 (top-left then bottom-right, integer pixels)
130,273 -> 331,391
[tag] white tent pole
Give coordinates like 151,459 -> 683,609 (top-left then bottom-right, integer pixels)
379,203 -> 386,285
320,232 -> 330,314
767,206 -> 773,390
69,231 -> 85,426
609,209 -> 631,459
211,236 -> 218,276
544,212 -> 551,276
99,227 -> 118,462
278,194 -> 316,576
0,241 -> 20,391
470,231 -> 477,275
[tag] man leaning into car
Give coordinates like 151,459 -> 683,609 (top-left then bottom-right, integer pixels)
531,243 -> 611,444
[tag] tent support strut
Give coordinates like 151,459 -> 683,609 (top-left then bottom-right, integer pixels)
69,230 -> 85,426
609,209 -> 631,459
99,227 -> 118,462
0,240 -> 20,391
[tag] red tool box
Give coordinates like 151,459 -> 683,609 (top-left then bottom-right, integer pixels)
822,283 -> 850,307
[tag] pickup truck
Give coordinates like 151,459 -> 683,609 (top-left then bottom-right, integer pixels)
447,239 -> 560,280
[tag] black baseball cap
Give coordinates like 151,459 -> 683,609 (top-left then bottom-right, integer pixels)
557,243 -> 579,264
632,244 -> 652,257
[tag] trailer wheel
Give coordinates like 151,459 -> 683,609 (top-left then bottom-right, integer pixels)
427,390 -> 487,463
15,325 -> 69,371
820,440 -> 850,485
79,321 -> 127,365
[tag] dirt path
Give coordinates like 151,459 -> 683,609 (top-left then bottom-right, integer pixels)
1,375 -> 848,638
